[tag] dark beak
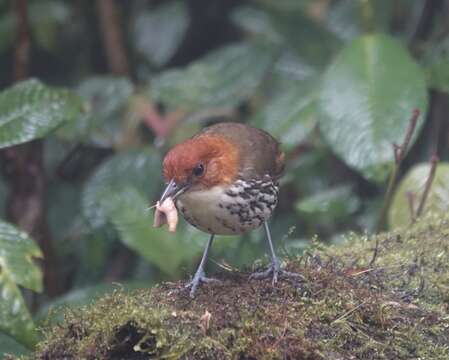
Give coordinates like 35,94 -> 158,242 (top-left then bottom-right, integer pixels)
159,178 -> 189,203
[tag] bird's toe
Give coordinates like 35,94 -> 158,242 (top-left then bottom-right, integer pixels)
184,273 -> 221,298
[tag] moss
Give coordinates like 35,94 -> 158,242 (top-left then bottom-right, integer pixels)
33,213 -> 449,359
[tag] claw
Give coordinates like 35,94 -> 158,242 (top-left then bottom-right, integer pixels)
250,259 -> 303,285
184,271 -> 221,298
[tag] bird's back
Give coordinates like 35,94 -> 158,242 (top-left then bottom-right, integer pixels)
197,122 -> 284,180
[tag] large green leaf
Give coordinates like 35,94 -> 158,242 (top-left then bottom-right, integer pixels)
231,6 -> 283,44
232,5 -> 340,69
82,148 -> 162,229
0,79 -> 84,149
99,186 -> 200,275
251,79 -> 317,151
132,1 -> 189,67
148,42 -> 275,111
318,34 -> 428,182
0,220 -> 43,348
0,332 -> 30,359
389,163 -> 449,229
325,0 -> 393,41
295,185 -> 360,222
58,76 -> 133,147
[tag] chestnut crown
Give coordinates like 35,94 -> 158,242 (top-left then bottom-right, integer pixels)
162,134 -> 240,189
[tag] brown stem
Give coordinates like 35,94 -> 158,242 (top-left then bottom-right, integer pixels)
13,0 -> 30,80
376,109 -> 420,231
96,0 -> 129,75
371,109 -> 421,266
415,155 -> 439,219
1,0 -> 62,297
2,143 -> 61,297
132,96 -> 182,140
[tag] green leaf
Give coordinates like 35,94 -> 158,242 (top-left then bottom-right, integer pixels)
318,34 -> 428,182
58,76 -> 133,147
0,332 -> 30,358
232,5 -> 340,69
0,1 -> 69,53
0,220 -> 43,347
0,79 -> 84,149
251,80 -> 317,151
29,0 -> 70,51
148,42 -> 275,111
99,186 -> 194,275
295,185 -> 360,221
82,148 -> 162,229
231,6 -> 283,44
132,1 -> 189,67
325,0 -> 393,41
389,163 -> 449,229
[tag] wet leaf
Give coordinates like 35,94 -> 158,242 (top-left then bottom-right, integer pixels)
295,185 -> 360,221
132,1 -> 189,67
0,220 -> 42,347
99,186 -> 191,275
389,163 -> 449,229
231,6 -> 282,44
0,79 -> 84,149
58,76 -> 133,147
148,42 -> 275,111
82,148 -> 162,229
251,80 -> 317,151
0,332 -> 30,358
318,34 -> 428,182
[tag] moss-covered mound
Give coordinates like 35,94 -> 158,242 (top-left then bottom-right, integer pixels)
35,214 -> 449,359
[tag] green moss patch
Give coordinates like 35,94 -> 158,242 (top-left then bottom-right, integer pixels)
34,214 -> 449,359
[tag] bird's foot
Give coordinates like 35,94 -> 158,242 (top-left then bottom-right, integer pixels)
250,259 -> 303,285
184,270 -> 221,298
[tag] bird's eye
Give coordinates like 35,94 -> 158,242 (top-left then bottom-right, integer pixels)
193,163 -> 204,177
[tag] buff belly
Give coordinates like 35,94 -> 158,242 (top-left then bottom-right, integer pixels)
176,179 -> 278,235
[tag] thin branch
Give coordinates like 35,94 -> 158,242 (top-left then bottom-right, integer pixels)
415,155 -> 439,219
132,96 -> 182,140
377,109 -> 420,231
371,109 -> 420,266
96,0 -> 129,75
13,0 -> 30,80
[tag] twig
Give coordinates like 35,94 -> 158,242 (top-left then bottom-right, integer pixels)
415,155 -> 439,219
332,300 -> 368,324
96,0 -> 129,75
376,109 -> 420,231
371,109 -> 420,266
132,95 -> 182,140
13,0 -> 30,80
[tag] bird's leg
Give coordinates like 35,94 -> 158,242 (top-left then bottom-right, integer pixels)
250,222 -> 302,285
185,234 -> 221,297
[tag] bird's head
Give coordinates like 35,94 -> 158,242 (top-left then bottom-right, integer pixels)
159,134 -> 240,202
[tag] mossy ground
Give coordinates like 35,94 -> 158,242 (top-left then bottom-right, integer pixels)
33,214 -> 449,359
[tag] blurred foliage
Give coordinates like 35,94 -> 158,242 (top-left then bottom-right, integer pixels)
0,220 -> 42,348
0,0 -> 449,356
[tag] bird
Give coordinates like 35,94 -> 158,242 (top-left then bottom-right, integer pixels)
158,122 -> 298,297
